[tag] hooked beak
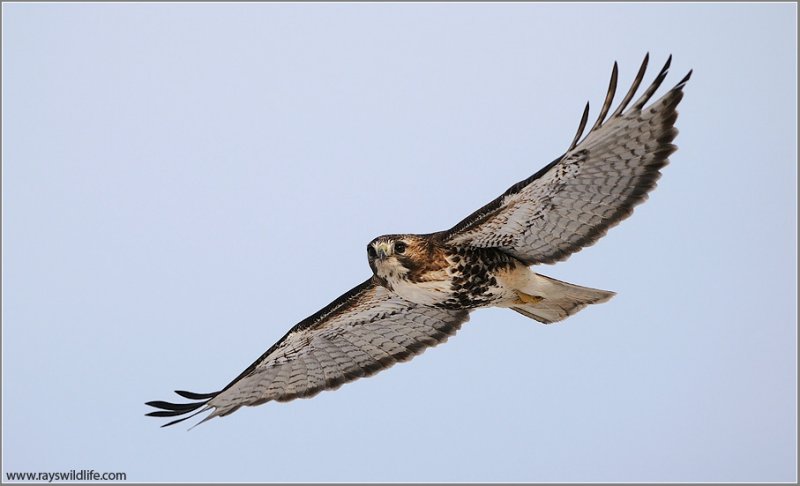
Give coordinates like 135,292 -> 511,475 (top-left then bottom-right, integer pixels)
375,242 -> 391,260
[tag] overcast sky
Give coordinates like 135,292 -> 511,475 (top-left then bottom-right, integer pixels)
3,2 -> 796,482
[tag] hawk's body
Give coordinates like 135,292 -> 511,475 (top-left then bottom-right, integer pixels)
368,234 -> 612,323
147,55 -> 691,427
369,235 -> 519,310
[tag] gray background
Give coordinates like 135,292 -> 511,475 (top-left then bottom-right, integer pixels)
3,3 -> 796,482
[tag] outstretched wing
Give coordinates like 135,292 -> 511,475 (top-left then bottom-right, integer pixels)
146,278 -> 469,427
440,55 -> 692,265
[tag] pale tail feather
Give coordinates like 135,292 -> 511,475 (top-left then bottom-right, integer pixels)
509,273 -> 615,324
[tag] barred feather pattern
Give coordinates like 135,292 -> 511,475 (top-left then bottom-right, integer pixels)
147,279 -> 468,426
442,55 -> 691,265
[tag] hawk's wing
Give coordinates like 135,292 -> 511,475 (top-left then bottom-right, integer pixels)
439,55 -> 691,265
146,278 -> 469,427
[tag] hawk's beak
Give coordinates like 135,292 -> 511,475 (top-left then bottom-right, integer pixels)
375,242 -> 391,260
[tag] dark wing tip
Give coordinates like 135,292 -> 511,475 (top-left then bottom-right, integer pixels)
588,60 -> 620,134
146,389 -> 219,427
573,54 -> 681,151
675,69 -> 693,90
610,53 -> 650,119
174,389 -> 218,400
567,101 -> 591,151
161,408 -> 210,428
631,55 -> 673,111
145,400 -> 204,411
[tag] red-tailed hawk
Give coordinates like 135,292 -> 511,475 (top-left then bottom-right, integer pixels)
147,54 -> 691,427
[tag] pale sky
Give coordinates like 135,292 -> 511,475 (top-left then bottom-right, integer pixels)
3,2 -> 796,482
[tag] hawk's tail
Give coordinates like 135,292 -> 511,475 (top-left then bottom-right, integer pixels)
509,273 -> 615,324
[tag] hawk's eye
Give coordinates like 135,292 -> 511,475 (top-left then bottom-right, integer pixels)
394,242 -> 407,254
367,245 -> 377,258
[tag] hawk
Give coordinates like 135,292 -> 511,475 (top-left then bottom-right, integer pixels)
147,55 -> 691,427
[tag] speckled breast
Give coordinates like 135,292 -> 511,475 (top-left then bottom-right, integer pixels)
433,247 -> 520,310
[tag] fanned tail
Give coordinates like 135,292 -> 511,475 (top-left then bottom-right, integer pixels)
510,273 -> 615,324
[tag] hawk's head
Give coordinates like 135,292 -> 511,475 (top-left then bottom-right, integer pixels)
367,234 -> 444,288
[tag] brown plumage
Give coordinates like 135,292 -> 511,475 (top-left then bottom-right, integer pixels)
366,234 -> 450,285
147,55 -> 691,427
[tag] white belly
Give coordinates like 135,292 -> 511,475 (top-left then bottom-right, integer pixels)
390,278 -> 454,307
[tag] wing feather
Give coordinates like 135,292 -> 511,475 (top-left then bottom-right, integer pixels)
146,278 -> 469,426
567,101 -> 591,152
589,61 -> 618,133
440,55 -> 691,265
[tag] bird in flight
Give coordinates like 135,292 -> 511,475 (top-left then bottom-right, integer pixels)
147,54 -> 691,427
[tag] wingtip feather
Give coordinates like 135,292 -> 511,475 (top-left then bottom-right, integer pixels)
589,61 -> 619,133
175,390 -> 218,400
675,69 -> 693,89
631,55 -> 673,111
567,101 -> 591,151
610,53 -> 650,118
